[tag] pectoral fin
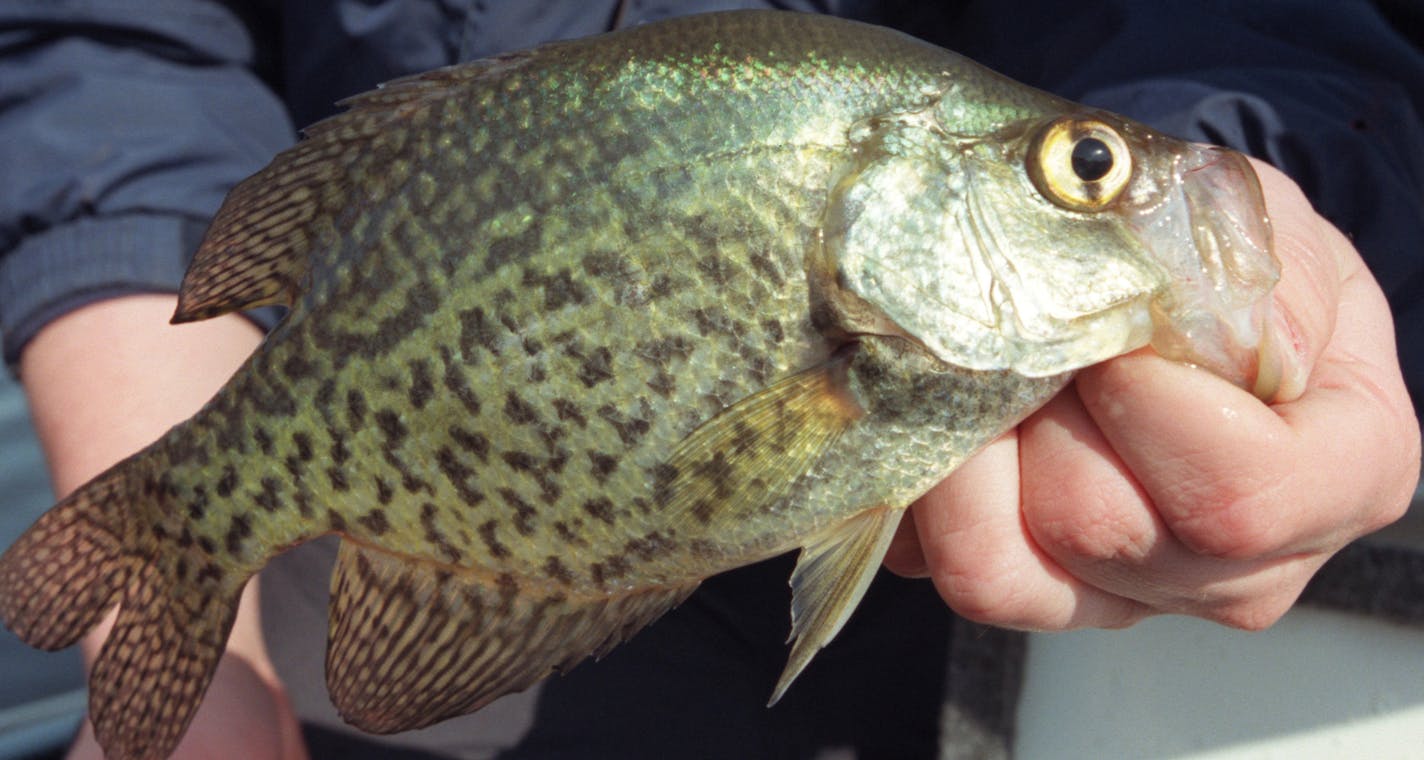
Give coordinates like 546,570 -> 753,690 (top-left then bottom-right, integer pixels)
770,505 -> 903,705
661,348 -> 862,530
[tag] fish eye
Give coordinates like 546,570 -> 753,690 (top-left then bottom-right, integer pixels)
1027,117 -> 1132,212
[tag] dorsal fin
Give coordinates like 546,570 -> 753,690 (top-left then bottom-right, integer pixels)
172,62 -> 511,324
326,539 -> 697,733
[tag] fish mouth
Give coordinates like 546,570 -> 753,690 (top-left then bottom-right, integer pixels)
1144,146 -> 1280,400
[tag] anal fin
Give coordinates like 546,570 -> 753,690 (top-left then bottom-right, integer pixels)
326,540 -> 698,733
770,505 -> 903,705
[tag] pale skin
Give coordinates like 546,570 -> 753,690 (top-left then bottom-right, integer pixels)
17,160 -> 1418,757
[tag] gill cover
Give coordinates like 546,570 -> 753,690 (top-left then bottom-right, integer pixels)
816,110 -> 1277,388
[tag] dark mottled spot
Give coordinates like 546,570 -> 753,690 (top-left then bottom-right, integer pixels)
499,313 -> 520,333
696,254 -> 734,285
553,520 -> 586,546
529,363 -> 547,383
408,359 -> 434,410
552,399 -> 587,427
626,531 -> 678,561
583,497 -> 616,525
458,306 -> 501,356
436,446 -> 484,506
225,513 -> 252,554
357,509 -> 390,536
328,467 -> 350,492
315,379 -> 336,412
292,432 -> 314,461
748,250 -> 784,287
588,452 -> 620,483
198,536 -> 216,555
249,377 -> 298,418
691,498 -> 717,524
498,488 -> 538,535
537,474 -> 561,505
187,487 -> 209,520
577,346 -> 615,388
478,520 -> 510,558
295,491 -> 314,518
329,430 -> 349,464
651,462 -> 679,505
692,305 -> 735,337
281,354 -> 314,380
420,502 -> 462,562
450,426 -> 490,462
439,346 -> 482,415
636,336 -> 695,364
328,509 -> 348,532
253,427 -> 274,456
375,409 -> 406,443
601,554 -> 630,581
544,555 -> 574,585
196,562 -> 223,583
748,355 -> 774,385
810,301 -> 838,333
502,450 -> 538,472
346,389 -> 367,427
597,404 -> 650,446
374,476 -> 394,505
649,273 -> 673,298
523,336 -> 543,355
647,369 -> 676,399
731,420 -> 760,454
581,250 -> 623,279
504,391 -> 538,425
689,538 -> 717,557
216,465 -> 239,498
537,268 -> 591,311
255,477 -> 282,513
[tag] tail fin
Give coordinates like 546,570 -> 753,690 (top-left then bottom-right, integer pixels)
0,462 -> 245,760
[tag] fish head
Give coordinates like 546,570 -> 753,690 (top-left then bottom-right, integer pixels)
818,102 -> 1279,398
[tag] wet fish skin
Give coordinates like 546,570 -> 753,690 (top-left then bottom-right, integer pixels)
0,11 -> 1277,760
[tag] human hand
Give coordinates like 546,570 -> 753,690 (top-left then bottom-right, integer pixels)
884,159 -> 1421,631
20,296 -> 307,760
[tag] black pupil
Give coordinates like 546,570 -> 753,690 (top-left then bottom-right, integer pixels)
1071,138 -> 1113,182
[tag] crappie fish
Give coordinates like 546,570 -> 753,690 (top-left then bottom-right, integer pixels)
0,11 -> 1278,760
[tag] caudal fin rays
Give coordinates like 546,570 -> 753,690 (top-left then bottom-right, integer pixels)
0,461 -> 249,760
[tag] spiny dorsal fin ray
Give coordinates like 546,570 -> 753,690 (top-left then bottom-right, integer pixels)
326,540 -> 698,733
173,62 -> 504,324
660,347 -> 862,532
770,505 -> 903,705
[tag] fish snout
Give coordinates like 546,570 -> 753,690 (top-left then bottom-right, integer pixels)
1147,146 -> 1280,399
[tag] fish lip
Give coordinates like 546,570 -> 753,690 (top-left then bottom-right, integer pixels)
1142,145 -> 1280,399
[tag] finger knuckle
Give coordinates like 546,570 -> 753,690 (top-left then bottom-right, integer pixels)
1162,476 -> 1285,559
934,561 -> 1044,629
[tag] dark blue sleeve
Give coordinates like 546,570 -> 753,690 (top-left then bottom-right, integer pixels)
0,1 -> 295,367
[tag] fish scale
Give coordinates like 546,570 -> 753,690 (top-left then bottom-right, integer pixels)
0,11 -> 1279,760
